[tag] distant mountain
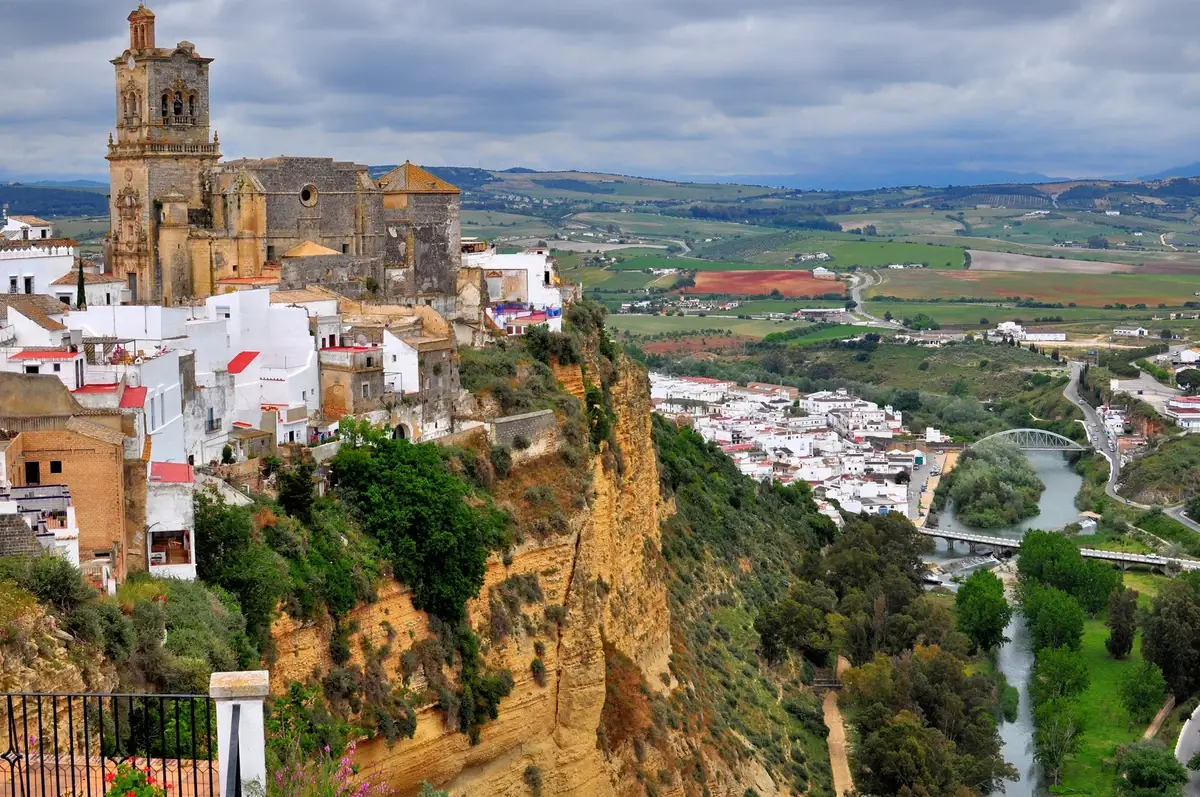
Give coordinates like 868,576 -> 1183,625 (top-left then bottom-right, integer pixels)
27,179 -> 108,188
0,185 -> 110,217
675,167 -> 1064,192
501,167 -> 538,174
1140,162 -> 1200,181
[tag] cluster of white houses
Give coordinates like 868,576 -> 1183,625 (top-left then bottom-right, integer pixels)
0,219 -> 572,587
650,373 -> 927,525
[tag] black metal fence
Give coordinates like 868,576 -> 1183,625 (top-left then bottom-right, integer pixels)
0,693 -> 219,797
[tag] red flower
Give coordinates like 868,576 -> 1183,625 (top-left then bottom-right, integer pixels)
105,772 -> 116,783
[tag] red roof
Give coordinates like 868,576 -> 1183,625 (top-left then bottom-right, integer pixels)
119,386 -> 148,409
215,276 -> 279,285
149,462 -> 194,484
9,349 -> 80,361
228,351 -> 260,375
232,421 -> 253,429
73,383 -> 120,394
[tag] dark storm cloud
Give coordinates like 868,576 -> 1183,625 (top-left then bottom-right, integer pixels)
2,0 -> 1199,182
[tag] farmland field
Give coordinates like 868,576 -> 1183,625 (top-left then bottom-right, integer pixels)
967,250 -> 1138,274
606,314 -> 811,338
605,255 -> 770,272
681,271 -> 845,297
862,301 -> 1164,328
869,269 -> 1200,306
695,230 -> 968,269
572,211 -> 776,240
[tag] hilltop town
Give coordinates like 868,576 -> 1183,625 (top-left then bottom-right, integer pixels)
0,8 -> 576,589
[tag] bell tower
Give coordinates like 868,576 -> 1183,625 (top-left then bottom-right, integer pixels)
106,4 -> 220,304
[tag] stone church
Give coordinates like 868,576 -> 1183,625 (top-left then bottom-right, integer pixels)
106,5 -> 463,314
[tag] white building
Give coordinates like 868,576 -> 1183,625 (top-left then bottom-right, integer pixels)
2,237 -> 80,300
1164,396 -> 1200,432
1114,327 -> 1148,338
146,462 -> 197,580
48,271 -> 126,309
1,214 -> 54,241
465,247 -> 566,334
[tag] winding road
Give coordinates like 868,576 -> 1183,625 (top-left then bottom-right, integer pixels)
848,269 -> 903,329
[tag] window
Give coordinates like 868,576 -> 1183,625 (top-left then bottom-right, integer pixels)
105,293 -> 111,305
162,94 -> 168,118
366,356 -> 373,368
49,461 -> 62,474
24,462 -> 40,485
58,294 -> 71,305
41,230 -> 48,239
150,400 -> 156,430
8,277 -> 17,293
266,245 -> 275,262
361,383 -> 370,399
341,244 -> 350,255
188,95 -> 195,117
392,355 -> 397,362
52,363 -> 61,372
299,185 -> 318,207
173,92 -> 184,117
23,277 -> 33,294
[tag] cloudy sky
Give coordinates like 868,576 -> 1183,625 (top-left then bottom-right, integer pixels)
3,0 -> 1200,186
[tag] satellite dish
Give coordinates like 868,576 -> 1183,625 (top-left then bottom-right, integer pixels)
356,334 -> 368,347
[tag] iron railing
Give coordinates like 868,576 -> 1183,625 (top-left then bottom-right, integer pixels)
1,692 -> 219,797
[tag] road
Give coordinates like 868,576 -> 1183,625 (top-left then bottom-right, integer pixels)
1064,362 -> 1122,497
1162,232 -> 1179,251
848,270 -> 903,329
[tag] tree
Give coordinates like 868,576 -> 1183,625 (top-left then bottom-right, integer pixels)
1086,235 -> 1110,249
955,569 -> 1012,653
754,581 -> 838,663
277,460 -> 316,524
1113,742 -> 1187,797
1107,588 -> 1139,659
1030,646 -> 1089,707
1142,578 -> 1200,698
1120,661 -> 1168,726
1073,560 -> 1123,617
1161,328 -> 1174,340
855,712 -> 964,797
1023,585 -> 1085,652
980,317 -> 989,326
1176,369 -> 1200,395
331,438 -> 508,621
883,310 -> 893,322
221,444 -> 235,465
1034,698 -> 1082,786
75,258 -> 87,309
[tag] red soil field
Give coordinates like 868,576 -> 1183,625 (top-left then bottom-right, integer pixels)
679,271 -> 839,297
641,335 -> 755,355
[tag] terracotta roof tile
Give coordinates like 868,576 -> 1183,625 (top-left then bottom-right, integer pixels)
50,271 -> 124,286
376,161 -> 461,194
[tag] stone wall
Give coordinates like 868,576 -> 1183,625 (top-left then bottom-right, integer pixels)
492,410 -> 557,462
279,253 -> 382,297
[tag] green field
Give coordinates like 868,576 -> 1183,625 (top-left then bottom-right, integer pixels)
487,173 -> 781,204
778,324 -> 880,345
572,211 -> 776,240
863,301 -> 1164,328
53,216 -> 108,253
461,210 -> 558,240
732,298 -> 847,314
1055,619 -> 1150,797
695,230 -> 969,269
606,314 -> 811,338
870,269 -> 1200,306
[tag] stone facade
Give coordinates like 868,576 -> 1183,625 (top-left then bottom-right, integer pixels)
491,409 -> 558,462
106,8 -> 463,313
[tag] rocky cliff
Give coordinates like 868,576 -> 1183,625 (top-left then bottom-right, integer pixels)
271,355 -> 673,796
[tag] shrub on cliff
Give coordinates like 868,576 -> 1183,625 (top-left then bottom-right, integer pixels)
332,438 -> 509,622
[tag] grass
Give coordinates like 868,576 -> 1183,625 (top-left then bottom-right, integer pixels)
1054,619 -> 1149,797
780,325 -> 880,346
1121,572 -> 1171,610
863,301 -> 1167,328
732,299 -> 848,314
607,314 -> 811,339
695,230 -> 967,269
800,342 -> 1065,398
870,269 -> 1200,306
606,254 -> 771,272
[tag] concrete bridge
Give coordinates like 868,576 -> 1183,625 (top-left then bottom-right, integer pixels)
920,527 -> 1200,573
970,428 -> 1091,452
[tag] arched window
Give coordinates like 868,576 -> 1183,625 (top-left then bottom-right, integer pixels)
173,92 -> 183,117
188,95 -> 195,117
161,94 -> 169,119
123,95 -> 130,116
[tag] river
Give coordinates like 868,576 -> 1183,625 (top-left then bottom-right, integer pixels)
927,451 -> 1085,797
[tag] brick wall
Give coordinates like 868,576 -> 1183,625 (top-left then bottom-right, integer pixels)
10,430 -> 126,569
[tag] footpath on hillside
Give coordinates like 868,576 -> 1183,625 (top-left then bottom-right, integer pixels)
824,656 -> 855,797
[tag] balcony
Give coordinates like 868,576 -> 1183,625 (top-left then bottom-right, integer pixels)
107,141 -> 220,158
205,417 -> 222,433
164,114 -> 196,126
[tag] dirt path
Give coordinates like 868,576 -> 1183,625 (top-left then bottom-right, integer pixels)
1145,696 -> 1177,740
823,691 -> 854,797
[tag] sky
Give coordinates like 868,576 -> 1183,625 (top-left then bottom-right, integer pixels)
3,0 -> 1200,187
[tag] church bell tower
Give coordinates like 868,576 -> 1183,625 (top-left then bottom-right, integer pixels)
106,4 -> 220,304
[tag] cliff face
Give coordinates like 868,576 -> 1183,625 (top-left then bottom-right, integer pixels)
270,355 -> 672,796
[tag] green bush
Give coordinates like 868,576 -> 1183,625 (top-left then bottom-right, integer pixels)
490,445 -> 513,478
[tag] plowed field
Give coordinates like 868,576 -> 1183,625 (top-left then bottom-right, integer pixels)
679,270 -> 841,297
